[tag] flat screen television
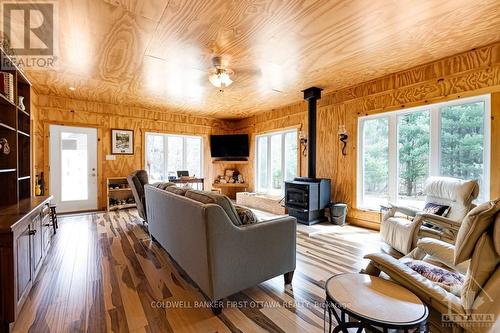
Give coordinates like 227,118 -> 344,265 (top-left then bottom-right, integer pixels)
210,134 -> 249,160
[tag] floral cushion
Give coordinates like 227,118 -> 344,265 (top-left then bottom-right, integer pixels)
234,205 -> 259,225
405,260 -> 464,296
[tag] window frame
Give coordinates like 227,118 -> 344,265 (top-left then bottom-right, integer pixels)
144,132 -> 203,181
357,94 -> 491,210
255,128 -> 299,195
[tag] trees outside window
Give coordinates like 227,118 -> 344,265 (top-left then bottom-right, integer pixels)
440,102 -> 486,201
358,95 -> 490,210
361,118 -> 389,207
398,111 -> 430,206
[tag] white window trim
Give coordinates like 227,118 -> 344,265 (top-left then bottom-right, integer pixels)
255,128 -> 298,195
357,94 -> 491,210
144,132 -> 204,180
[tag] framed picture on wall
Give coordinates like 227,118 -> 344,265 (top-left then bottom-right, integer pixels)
111,129 -> 134,154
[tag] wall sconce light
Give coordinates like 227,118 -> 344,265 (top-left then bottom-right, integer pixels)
338,125 -> 348,156
298,130 -> 308,156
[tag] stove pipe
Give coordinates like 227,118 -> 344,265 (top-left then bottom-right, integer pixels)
302,87 -> 323,179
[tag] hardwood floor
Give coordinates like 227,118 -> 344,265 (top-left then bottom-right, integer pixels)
13,210 -> 385,333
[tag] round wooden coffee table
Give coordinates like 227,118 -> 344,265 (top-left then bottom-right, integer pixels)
325,273 -> 428,333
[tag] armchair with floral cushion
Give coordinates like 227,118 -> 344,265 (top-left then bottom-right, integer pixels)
380,177 -> 479,255
365,198 -> 500,333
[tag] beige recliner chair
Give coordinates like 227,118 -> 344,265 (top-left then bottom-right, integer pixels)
365,198 -> 500,333
381,177 -> 479,254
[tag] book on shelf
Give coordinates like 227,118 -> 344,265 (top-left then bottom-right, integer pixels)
0,71 -> 14,103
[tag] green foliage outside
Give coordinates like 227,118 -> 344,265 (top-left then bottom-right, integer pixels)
398,112 -> 429,197
364,102 -> 484,200
363,118 -> 388,194
440,102 -> 484,182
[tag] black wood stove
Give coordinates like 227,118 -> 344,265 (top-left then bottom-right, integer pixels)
285,87 -> 331,225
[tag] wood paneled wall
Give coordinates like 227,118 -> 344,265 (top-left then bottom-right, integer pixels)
231,42 -> 500,229
32,42 -> 500,222
32,95 -> 233,209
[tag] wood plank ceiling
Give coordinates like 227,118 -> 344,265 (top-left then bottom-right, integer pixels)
19,0 -> 500,118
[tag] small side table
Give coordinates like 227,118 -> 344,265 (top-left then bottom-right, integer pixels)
325,273 -> 428,333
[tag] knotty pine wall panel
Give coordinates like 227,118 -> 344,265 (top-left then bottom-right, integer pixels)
233,43 -> 500,230
31,43 -> 500,222
33,95 -> 233,209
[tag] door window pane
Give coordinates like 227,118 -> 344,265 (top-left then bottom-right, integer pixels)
440,102 -> 486,201
257,136 -> 268,192
362,118 -> 389,209
61,132 -> 88,201
398,111 -> 430,208
284,132 -> 298,182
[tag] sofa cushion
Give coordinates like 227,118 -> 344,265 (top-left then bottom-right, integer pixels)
417,238 -> 469,275
405,259 -> 464,296
234,205 -> 259,225
494,213 -> 500,256
364,253 -> 464,314
424,177 -> 479,221
454,199 -> 500,265
165,186 -> 189,196
380,216 -> 420,255
185,190 -> 242,226
461,232 -> 499,312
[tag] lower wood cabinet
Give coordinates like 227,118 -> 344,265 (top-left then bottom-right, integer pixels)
15,226 -> 31,303
0,196 -> 53,332
30,214 -> 43,276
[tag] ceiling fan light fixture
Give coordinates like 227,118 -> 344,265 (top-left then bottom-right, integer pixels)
209,68 -> 233,88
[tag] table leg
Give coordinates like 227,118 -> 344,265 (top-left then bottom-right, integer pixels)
328,303 -> 332,333
333,322 -> 366,333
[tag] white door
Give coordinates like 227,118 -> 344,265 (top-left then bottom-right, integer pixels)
49,125 -> 98,212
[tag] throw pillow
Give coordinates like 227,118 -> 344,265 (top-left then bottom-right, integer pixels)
454,198 -> 500,265
185,190 -> 242,226
234,205 -> 259,225
151,182 -> 175,190
423,202 -> 450,216
405,260 -> 464,296
165,186 -> 189,196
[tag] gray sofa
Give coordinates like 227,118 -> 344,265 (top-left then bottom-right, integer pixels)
144,185 -> 297,314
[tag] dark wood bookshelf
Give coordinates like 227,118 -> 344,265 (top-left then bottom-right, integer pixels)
0,47 -> 32,205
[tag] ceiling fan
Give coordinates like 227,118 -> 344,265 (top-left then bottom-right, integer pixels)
208,56 -> 234,91
207,55 -> 286,95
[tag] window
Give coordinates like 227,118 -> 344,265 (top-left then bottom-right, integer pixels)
256,129 -> 298,195
145,133 -> 203,182
358,95 -> 490,210
360,117 -> 389,208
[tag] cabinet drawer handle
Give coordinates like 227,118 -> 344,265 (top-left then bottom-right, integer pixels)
28,230 -> 37,235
